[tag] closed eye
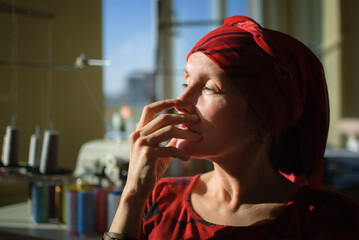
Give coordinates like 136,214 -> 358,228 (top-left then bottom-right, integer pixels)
203,85 -> 222,94
203,86 -> 215,92
182,83 -> 189,88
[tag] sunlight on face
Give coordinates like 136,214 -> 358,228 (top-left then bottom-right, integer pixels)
175,52 -> 258,161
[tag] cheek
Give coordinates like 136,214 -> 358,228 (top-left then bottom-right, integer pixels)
197,97 -> 226,125
200,99 -> 256,139
201,100 -> 240,135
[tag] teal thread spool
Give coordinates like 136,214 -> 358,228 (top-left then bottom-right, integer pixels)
77,188 -> 95,235
31,183 -> 49,223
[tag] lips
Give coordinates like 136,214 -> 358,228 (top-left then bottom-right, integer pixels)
178,123 -> 199,134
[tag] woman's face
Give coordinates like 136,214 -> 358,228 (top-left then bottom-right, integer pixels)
175,52 -> 259,160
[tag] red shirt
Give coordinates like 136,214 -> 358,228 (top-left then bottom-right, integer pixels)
140,175 -> 359,240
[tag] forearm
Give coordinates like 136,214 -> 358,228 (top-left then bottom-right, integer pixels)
106,99 -> 198,239
109,189 -> 148,239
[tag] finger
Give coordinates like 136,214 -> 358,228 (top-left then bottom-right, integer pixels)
137,99 -> 178,129
146,125 -> 201,146
166,138 -> 177,148
152,146 -> 190,161
140,113 -> 198,136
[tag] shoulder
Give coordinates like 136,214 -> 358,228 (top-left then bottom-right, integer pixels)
155,175 -> 197,191
300,187 -> 359,237
151,175 -> 198,199
141,175 -> 200,238
145,175 -> 199,210
307,187 -> 359,213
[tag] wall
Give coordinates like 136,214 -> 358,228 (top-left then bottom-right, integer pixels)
0,0 -> 104,205
254,0 -> 343,147
341,0 -> 359,117
321,0 -> 342,147
259,0 -> 359,147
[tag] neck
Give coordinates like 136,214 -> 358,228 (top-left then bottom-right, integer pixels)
205,139 -> 299,211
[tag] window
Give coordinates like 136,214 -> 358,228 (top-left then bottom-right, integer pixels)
103,0 -> 248,140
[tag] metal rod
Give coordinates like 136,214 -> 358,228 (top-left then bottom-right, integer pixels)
0,60 -> 80,71
0,2 -> 54,19
0,54 -> 110,71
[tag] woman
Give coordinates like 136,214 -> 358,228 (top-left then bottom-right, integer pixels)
104,16 -> 359,239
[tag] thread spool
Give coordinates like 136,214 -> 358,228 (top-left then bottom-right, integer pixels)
40,130 -> 59,174
54,185 -> 63,222
66,188 -> 78,236
1,126 -> 20,167
31,183 -> 49,223
107,190 -> 122,229
48,185 -> 56,220
62,184 -> 68,223
1,135 -> 6,165
77,188 -> 95,236
94,186 -> 108,234
28,183 -> 32,220
28,126 -> 42,168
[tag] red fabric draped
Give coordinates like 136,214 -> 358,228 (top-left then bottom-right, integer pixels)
187,16 -> 330,189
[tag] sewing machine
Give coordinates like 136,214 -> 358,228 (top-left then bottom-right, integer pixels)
74,139 -> 130,186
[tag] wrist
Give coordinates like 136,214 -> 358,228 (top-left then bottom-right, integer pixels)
108,187 -> 148,237
121,182 -> 151,202
103,232 -> 138,240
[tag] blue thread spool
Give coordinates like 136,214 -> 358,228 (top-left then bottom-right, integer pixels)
77,188 -> 95,235
66,188 -> 78,236
31,183 -> 49,223
107,189 -> 122,229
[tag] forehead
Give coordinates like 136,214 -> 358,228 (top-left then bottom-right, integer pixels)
185,52 -> 225,76
185,52 -> 246,99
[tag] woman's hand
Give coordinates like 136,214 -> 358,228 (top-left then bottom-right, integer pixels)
109,99 -> 200,238
124,98 -> 200,198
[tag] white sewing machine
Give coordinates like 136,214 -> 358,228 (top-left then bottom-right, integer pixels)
74,138 -> 130,186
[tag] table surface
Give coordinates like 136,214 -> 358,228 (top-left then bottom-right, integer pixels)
0,202 -> 101,240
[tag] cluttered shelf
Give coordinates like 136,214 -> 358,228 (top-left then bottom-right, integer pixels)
0,163 -> 124,240
0,201 -> 100,240
0,137 -> 131,239
0,165 -> 73,184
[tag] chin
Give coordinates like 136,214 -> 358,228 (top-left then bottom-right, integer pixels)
176,139 -> 210,159
176,138 -> 191,150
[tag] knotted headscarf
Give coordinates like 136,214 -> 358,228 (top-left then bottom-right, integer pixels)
188,16 -> 329,189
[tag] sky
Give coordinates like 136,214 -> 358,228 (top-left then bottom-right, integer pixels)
103,0 -> 248,98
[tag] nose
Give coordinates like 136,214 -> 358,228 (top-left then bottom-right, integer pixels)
175,90 -> 197,114
175,99 -> 195,114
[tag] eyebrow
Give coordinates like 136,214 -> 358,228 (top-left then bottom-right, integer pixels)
184,68 -> 210,76
184,70 -> 216,79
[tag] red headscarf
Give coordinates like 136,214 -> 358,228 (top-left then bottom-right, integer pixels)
187,16 -> 329,189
